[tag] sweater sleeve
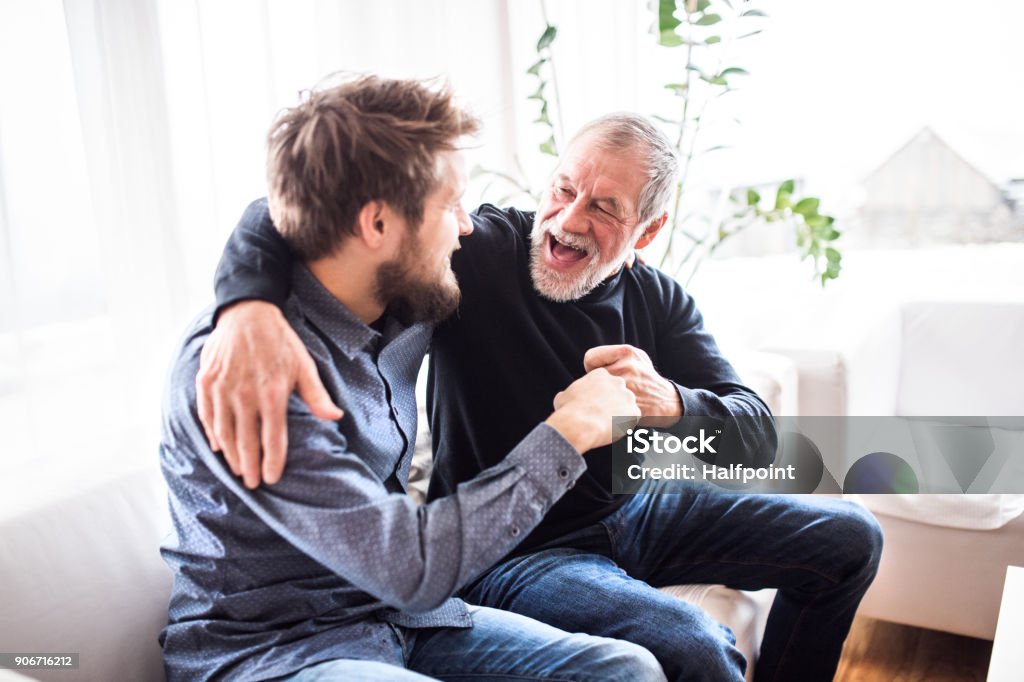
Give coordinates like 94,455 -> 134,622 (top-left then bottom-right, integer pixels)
213,198 -> 295,319
652,273 -> 778,467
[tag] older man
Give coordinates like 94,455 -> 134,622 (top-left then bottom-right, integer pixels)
202,112 -> 882,681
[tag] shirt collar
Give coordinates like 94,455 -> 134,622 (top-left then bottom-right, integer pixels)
290,263 -> 381,359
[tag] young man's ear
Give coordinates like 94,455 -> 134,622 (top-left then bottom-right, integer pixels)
634,212 -> 669,250
354,201 -> 392,248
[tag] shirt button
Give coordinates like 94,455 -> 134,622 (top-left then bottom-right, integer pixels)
510,525 -> 521,537
558,468 -> 570,479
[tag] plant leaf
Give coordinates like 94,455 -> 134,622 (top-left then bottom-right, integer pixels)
704,35 -> 722,44
657,0 -> 683,46
539,136 -> 557,156
701,75 -> 729,86
661,31 -> 684,47
695,13 -> 722,25
720,67 -> 750,77
526,59 -> 545,76
793,197 -> 820,217
805,214 -> 829,229
740,9 -> 768,17
537,25 -> 557,51
746,189 -> 761,206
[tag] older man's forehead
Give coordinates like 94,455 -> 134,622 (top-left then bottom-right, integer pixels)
557,146 -> 644,210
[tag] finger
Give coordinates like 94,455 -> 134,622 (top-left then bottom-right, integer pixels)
196,373 -> 221,452
599,358 -> 633,379
260,390 -> 290,485
583,345 -> 631,372
213,393 -> 240,477
296,354 -> 344,421
234,401 -> 262,489
552,390 -> 565,410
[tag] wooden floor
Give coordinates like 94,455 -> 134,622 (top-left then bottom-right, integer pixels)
834,617 -> 993,682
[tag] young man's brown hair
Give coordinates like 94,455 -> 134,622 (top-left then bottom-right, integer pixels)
267,74 -> 480,260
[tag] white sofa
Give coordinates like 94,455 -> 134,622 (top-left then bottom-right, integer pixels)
0,462 -> 775,682
765,299 -> 1024,639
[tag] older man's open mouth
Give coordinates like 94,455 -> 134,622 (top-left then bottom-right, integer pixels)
548,233 -> 589,265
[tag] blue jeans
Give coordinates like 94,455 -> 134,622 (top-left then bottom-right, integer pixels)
462,485 -> 883,682
279,604 -> 665,681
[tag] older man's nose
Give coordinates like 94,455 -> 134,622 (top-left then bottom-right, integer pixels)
558,199 -> 588,234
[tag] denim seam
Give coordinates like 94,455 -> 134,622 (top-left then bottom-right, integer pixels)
768,592 -> 818,682
600,518 -> 621,565
388,622 -> 411,667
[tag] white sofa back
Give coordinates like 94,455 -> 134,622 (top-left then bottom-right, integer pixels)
897,301 -> 1024,416
0,467 -> 172,682
766,300 -> 1024,418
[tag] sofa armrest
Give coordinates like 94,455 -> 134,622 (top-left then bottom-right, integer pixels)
763,305 -> 902,416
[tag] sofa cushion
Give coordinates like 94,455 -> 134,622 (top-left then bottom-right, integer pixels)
0,466 -> 172,682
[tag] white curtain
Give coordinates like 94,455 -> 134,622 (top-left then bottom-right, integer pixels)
0,0 -> 643,515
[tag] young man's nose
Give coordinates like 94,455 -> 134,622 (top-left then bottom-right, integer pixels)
458,207 -> 473,237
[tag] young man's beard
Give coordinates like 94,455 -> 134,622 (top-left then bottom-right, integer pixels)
375,248 -> 461,325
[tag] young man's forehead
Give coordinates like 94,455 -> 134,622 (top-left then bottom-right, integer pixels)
434,150 -> 466,196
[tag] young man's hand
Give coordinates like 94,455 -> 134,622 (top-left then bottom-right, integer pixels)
196,301 -> 343,488
546,368 -> 640,453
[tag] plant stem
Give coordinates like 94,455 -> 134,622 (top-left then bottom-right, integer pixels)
660,3 -> 700,270
540,0 -> 565,149
481,167 -> 533,196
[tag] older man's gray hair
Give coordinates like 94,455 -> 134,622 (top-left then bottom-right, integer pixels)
568,112 -> 680,225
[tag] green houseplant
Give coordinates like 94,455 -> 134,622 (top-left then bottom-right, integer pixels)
475,0 -> 842,286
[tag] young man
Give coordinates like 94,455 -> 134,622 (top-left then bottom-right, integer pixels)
159,75 -> 664,682
200,111 -> 883,681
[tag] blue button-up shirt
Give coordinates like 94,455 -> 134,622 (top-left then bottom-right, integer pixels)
159,264 -> 585,681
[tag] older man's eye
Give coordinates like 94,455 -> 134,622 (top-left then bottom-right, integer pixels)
556,186 -> 574,198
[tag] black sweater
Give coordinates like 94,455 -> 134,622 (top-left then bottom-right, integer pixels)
215,200 -> 775,551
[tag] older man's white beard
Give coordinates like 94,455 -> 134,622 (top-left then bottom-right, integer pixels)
529,217 -> 621,302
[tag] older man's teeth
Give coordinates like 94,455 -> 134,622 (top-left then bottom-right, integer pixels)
549,233 -> 587,263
